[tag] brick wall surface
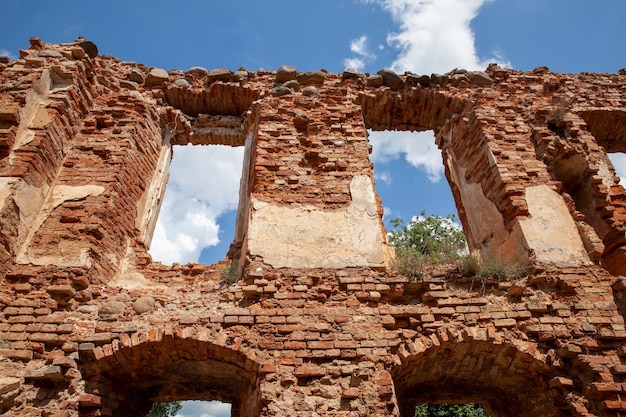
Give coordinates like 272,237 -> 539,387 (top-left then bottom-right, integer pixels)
0,38 -> 626,417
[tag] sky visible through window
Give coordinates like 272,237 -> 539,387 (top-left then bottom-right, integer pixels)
149,130 -> 457,266
150,141 -> 625,269
148,145 -> 244,265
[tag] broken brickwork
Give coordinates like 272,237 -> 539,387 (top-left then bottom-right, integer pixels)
1,38 -> 626,417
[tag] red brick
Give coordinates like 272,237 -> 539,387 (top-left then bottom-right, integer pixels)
284,341 -> 306,350
307,341 -> 334,349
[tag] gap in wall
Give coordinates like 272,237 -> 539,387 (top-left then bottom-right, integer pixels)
176,400 -> 231,417
414,403 -> 489,417
148,144 -> 245,265
368,130 -> 461,231
608,152 -> 626,185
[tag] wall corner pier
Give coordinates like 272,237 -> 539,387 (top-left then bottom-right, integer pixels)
1,38 -> 626,416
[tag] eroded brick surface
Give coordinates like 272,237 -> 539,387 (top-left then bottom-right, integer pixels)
0,38 -> 626,417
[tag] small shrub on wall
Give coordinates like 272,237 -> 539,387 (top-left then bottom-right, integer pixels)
415,403 -> 489,417
389,212 -> 527,281
146,402 -> 182,417
388,212 -> 467,278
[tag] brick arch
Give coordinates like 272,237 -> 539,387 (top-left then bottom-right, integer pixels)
79,329 -> 261,417
579,109 -> 626,153
359,84 -> 472,132
392,333 -> 580,417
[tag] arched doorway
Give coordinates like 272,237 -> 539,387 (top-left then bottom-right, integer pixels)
392,337 -> 580,417
79,332 -> 260,417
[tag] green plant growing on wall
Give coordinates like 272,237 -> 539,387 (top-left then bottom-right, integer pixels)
459,255 -> 528,295
388,211 -> 467,278
548,107 -> 565,121
478,256 -> 527,280
146,401 -> 182,417
415,403 -> 489,417
389,212 -> 527,284
456,254 -> 481,276
458,255 -> 527,280
220,259 -> 239,283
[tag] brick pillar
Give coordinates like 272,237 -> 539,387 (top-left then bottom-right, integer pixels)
0,57 -> 97,272
16,93 -> 164,283
258,365 -> 399,417
241,82 -> 392,273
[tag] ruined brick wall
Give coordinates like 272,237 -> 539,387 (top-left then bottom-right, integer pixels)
1,38 -> 626,417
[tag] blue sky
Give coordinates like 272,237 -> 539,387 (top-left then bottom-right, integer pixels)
2,1 -> 626,415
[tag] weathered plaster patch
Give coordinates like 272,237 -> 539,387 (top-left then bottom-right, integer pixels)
347,175 -> 385,263
22,245 -> 93,267
50,185 -> 105,209
111,242 -> 166,289
596,159 -> 615,189
518,184 -> 591,266
13,70 -> 51,150
247,175 -> 386,268
234,126 -> 258,275
30,106 -> 52,129
0,177 -> 19,213
13,181 -> 49,250
446,157 -> 509,252
136,145 -> 171,247
17,184 -> 106,265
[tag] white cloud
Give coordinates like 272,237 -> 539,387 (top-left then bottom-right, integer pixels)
383,206 -> 393,219
343,57 -> 366,71
363,0 -> 509,74
149,145 -> 244,265
350,35 -> 370,57
0,48 -> 15,59
375,170 -> 392,185
176,401 -> 231,417
369,130 -> 443,182
609,152 -> 626,185
362,0 -> 509,182
343,35 -> 376,70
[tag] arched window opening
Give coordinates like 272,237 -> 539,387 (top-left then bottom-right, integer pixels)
148,144 -> 244,266
393,339 -> 568,417
81,338 -> 260,417
530,108 -> 626,273
577,108 -> 626,274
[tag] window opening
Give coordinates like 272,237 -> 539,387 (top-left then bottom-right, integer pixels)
368,130 -> 469,275
148,144 -> 244,265
368,130 -> 458,228
609,152 -> 626,185
145,400 -> 231,417
542,150 -> 625,268
414,403 -> 489,417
